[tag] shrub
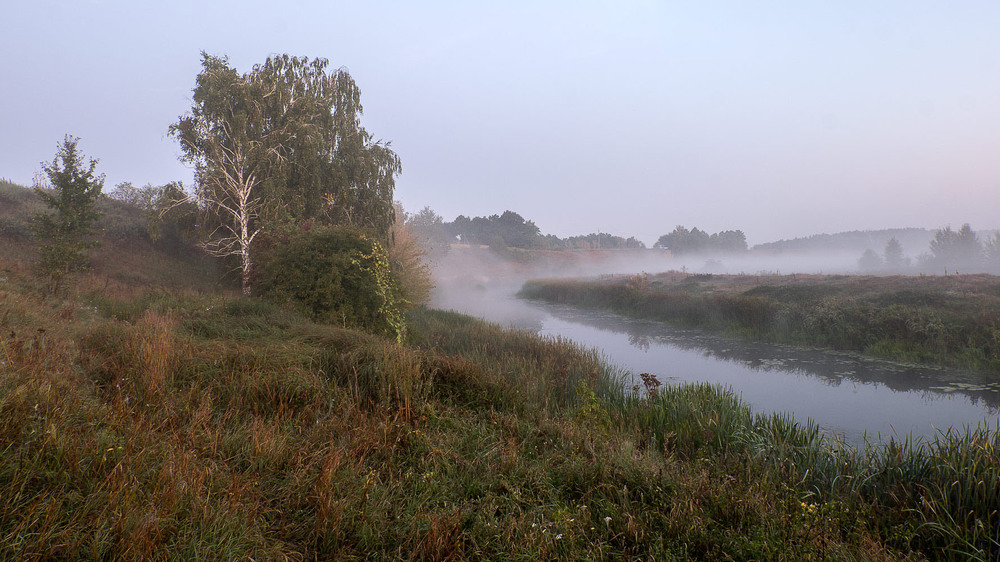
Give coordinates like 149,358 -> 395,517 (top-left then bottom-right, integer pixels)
388,203 -> 433,307
254,225 -> 406,340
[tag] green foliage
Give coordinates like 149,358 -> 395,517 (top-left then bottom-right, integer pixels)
446,210 -> 542,248
144,182 -> 200,251
253,225 -> 405,340
573,380 -> 611,434
654,225 -> 747,254
352,236 -> 408,341
554,231 -> 647,250
32,136 -> 104,288
171,52 -> 400,239
170,53 -> 401,294
108,181 -> 159,209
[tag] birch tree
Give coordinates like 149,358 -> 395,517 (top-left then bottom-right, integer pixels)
187,117 -> 266,294
170,54 -> 292,294
170,53 -> 401,294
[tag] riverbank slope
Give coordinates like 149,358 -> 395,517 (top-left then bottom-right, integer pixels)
521,271 -> 1000,374
1,180 -> 998,558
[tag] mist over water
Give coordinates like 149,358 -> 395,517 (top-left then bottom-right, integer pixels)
429,247 -> 1000,448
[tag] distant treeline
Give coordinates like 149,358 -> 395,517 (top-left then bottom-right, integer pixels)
855,224 -> 1000,274
747,225 -> 1000,274
405,207 -> 646,253
754,228 -> 934,255
652,226 -> 748,255
403,204 -> 1000,276
406,207 -> 758,257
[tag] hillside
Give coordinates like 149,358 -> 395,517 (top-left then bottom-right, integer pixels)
752,228 -> 934,256
0,179 -> 228,295
1,180 -> 997,559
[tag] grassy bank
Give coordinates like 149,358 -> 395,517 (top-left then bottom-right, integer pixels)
521,272 -> 1000,373
1,268 -> 998,558
2,183 -> 999,558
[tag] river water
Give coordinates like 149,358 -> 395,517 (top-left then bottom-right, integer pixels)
432,283 -> 1000,448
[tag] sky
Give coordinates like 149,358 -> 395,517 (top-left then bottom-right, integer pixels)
2,1 -> 999,246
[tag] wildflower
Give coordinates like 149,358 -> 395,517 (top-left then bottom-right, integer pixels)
555,534 -> 563,540
603,516 -> 612,524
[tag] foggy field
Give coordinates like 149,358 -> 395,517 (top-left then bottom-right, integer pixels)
520,271 -> 1000,373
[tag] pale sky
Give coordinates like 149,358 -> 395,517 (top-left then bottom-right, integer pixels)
2,1 -> 999,246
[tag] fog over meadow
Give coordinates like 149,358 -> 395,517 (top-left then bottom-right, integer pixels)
425,221 -> 1000,322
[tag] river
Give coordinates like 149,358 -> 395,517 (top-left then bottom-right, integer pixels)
432,281 -> 1000,449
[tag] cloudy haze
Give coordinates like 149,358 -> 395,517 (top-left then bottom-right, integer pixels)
3,1 -> 999,245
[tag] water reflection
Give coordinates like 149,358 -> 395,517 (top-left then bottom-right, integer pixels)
538,302 -> 1000,412
628,333 -> 651,352
430,283 -> 1000,446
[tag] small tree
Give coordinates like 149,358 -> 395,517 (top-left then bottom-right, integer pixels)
858,248 -> 883,272
33,135 -> 104,289
883,237 -> 908,270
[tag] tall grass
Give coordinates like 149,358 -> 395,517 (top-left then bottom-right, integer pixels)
598,370 -> 1000,559
1,185 -> 997,558
3,277 -> 999,557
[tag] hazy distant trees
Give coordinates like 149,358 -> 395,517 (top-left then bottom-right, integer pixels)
858,237 -> 910,273
420,208 -> 648,251
848,226 -> 1000,274
446,210 -> 541,248
556,232 -> 646,250
32,136 -> 104,289
753,228 -> 932,255
404,206 -> 452,260
108,181 -> 159,209
655,226 -> 709,254
883,237 -> 908,269
106,181 -> 199,247
654,226 -> 747,255
924,224 -> 982,273
857,249 -> 883,272
170,52 -> 400,293
984,233 -> 1000,266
